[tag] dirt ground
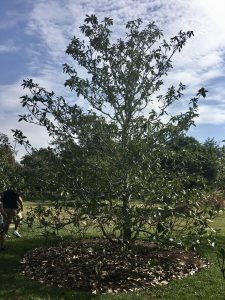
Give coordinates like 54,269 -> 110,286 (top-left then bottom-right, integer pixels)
20,239 -> 209,294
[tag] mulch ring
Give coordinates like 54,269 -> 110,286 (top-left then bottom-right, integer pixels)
20,239 -> 209,294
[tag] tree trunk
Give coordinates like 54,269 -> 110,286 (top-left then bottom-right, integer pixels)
122,193 -> 132,242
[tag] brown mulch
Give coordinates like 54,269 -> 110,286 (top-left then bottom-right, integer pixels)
20,239 -> 209,294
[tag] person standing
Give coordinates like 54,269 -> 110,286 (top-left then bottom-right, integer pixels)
1,188 -> 23,238
0,200 -> 7,250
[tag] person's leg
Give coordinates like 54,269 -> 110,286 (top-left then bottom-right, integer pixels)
0,234 -> 3,247
13,210 -> 22,238
14,210 -> 22,229
14,218 -> 19,231
0,223 -> 6,249
3,209 -> 11,236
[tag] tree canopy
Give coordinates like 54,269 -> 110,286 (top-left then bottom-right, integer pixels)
16,15 -> 216,247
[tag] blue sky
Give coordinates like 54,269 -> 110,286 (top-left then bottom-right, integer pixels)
1,0 -> 225,159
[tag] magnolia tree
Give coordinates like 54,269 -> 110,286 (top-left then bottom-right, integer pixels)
16,15 -> 215,246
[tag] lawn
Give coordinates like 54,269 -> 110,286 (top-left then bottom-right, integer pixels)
1,203 -> 225,300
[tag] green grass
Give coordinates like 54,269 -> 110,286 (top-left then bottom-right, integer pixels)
1,206 -> 225,299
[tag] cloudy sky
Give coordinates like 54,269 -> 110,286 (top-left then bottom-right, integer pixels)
1,0 -> 225,159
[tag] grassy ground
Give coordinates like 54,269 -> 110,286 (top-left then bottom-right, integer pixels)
1,203 -> 225,299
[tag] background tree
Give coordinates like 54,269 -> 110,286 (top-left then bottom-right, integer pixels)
163,136 -> 220,188
0,132 -> 21,190
17,15 -> 214,246
216,145 -> 225,189
20,148 -> 59,201
202,138 -> 220,185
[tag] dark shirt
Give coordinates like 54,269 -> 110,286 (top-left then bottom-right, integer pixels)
1,189 -> 19,209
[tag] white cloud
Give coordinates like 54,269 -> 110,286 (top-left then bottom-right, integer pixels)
197,105 -> 225,125
0,7 -> 26,30
25,0 -> 225,88
1,0 -> 225,159
0,40 -> 19,53
0,77 -> 62,160
0,82 -> 49,160
0,83 -> 23,110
